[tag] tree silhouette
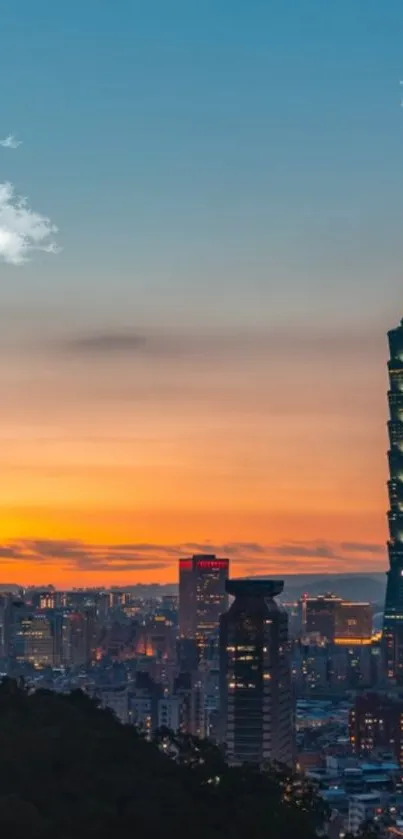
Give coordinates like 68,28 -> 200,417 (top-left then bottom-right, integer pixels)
0,680 -> 323,838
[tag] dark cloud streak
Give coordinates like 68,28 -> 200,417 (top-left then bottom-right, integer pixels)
0,538 -> 386,577
341,541 -> 385,555
49,326 -> 382,363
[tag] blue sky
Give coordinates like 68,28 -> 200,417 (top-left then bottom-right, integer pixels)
1,0 -> 403,332
1,0 -> 403,582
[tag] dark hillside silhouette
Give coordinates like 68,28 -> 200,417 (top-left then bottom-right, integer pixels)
0,678 -> 323,839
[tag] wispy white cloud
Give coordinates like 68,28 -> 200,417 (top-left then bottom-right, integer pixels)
0,134 -> 22,149
0,181 -> 59,265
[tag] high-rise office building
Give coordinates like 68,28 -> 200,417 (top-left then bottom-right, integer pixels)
0,594 -> 12,658
300,594 -> 342,642
179,555 -> 229,649
300,595 -> 373,646
220,579 -> 294,767
13,611 -> 55,668
176,638 -> 199,672
334,601 -> 373,645
383,319 -> 403,684
38,592 -> 57,610
350,692 -> 403,766
61,608 -> 97,667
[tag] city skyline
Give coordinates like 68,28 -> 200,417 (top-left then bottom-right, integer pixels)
3,6 -> 403,838
2,2 -> 403,585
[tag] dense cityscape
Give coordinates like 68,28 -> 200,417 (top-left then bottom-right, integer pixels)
0,318 -> 402,837
1,317 -> 403,836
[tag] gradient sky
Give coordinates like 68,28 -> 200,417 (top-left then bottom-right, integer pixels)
1,0 -> 403,585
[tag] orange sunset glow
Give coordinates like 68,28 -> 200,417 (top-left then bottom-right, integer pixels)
2,0 -> 402,590
0,324 -> 390,586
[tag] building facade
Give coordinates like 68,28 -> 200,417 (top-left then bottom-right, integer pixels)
157,697 -> 181,732
350,692 -> 403,766
18,612 -> 55,668
179,555 -> 229,650
98,686 -> 131,724
61,608 -> 97,667
348,793 -> 382,836
220,579 -> 294,767
334,601 -> 373,645
301,594 -> 342,642
383,319 -> 403,685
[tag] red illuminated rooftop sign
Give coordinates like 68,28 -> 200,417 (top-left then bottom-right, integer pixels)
180,558 -> 229,570
196,560 -> 228,569
179,560 -> 193,570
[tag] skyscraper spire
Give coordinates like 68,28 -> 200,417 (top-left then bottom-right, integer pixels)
383,319 -> 403,683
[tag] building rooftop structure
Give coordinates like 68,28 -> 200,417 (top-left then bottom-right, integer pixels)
225,579 -> 284,598
361,761 -> 400,773
350,792 -> 381,802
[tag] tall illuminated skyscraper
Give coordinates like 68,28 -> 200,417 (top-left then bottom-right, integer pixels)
220,579 -> 294,767
179,555 -> 229,650
383,319 -> 403,684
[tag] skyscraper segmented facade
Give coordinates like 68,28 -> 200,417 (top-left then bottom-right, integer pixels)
383,319 -> 403,684
179,555 -> 229,651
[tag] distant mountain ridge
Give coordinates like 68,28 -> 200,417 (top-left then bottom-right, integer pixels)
2,573 -> 386,605
265,573 -> 386,605
106,572 -> 387,604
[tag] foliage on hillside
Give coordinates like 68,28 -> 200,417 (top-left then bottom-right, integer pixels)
0,678 -> 323,839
